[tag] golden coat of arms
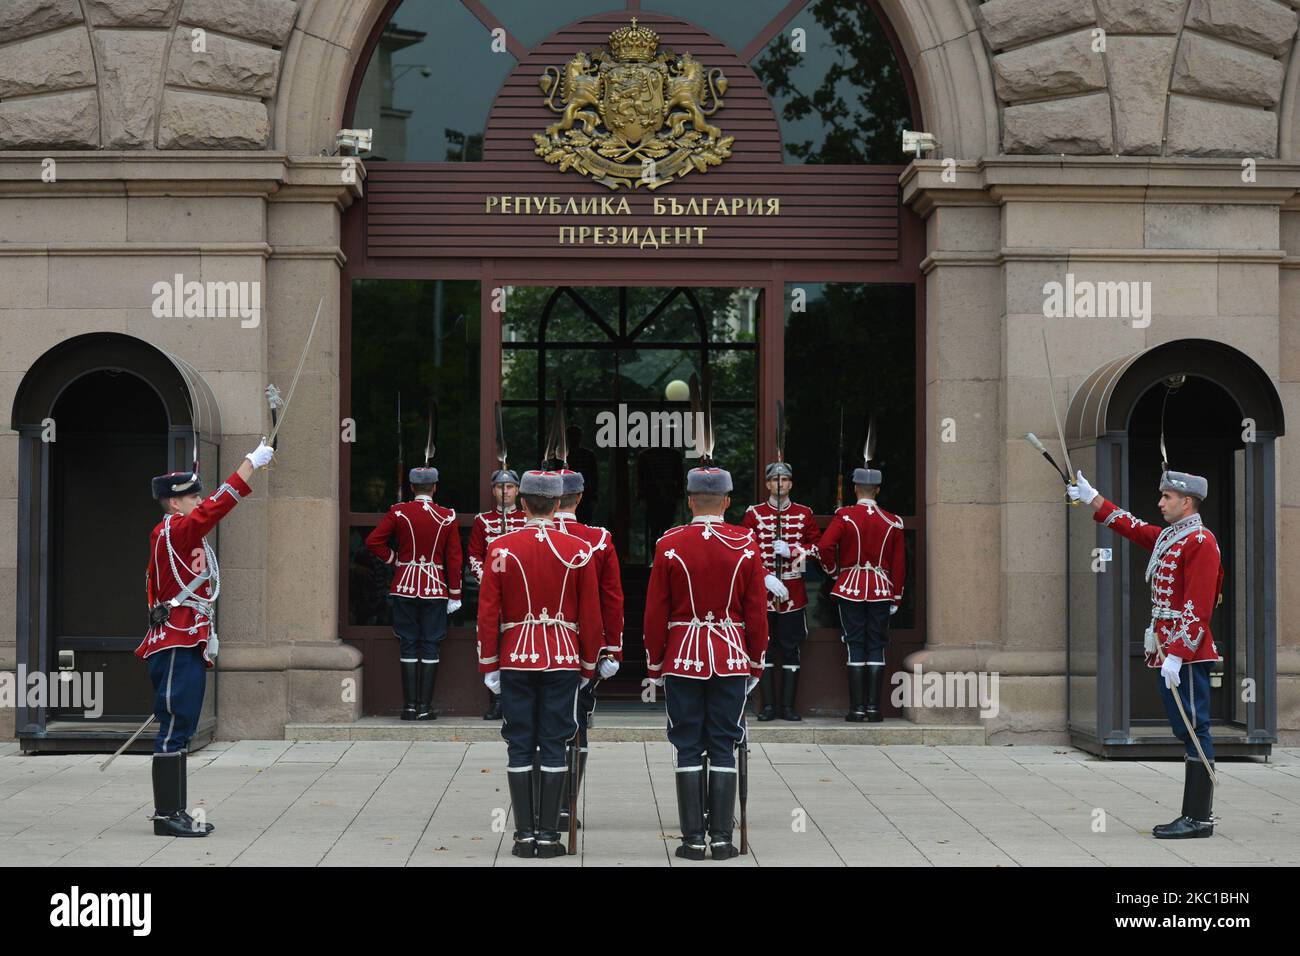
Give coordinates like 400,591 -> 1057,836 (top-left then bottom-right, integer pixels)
534,19 -> 732,190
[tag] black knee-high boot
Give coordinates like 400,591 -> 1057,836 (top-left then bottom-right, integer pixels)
507,768 -> 537,857
845,667 -> 866,722
674,769 -> 706,860
1153,759 -> 1215,839
416,661 -> 438,720
756,667 -> 776,721
781,667 -> 801,721
152,753 -> 207,838
865,665 -> 885,722
399,661 -> 418,721
535,769 -> 568,858
707,768 -> 739,860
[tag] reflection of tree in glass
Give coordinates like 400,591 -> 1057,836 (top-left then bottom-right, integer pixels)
753,0 -> 911,164
784,283 -> 915,516
350,279 -> 481,513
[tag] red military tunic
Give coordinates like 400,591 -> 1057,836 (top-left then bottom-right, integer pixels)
817,498 -> 906,608
476,519 -> 604,676
741,499 -> 820,612
643,517 -> 770,680
555,512 -> 625,661
365,495 -> 463,600
1094,499 -> 1223,667
466,508 -> 527,582
137,470 -> 251,667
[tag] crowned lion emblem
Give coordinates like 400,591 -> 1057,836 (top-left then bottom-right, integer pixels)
534,20 -> 732,190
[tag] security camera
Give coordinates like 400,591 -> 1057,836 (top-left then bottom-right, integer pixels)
336,128 -> 373,155
902,130 -> 938,158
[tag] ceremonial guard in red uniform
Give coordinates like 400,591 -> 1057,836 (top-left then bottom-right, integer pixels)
139,440 -> 273,837
742,461 -> 820,721
817,466 -> 905,722
467,468 -> 526,719
645,465 -> 769,860
553,468 -> 623,830
365,466 -> 463,721
477,470 -> 604,858
1071,468 -> 1223,838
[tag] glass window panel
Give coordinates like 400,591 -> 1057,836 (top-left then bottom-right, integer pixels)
350,278 -> 481,512
617,347 -> 700,402
500,348 -> 538,401
487,0 -> 628,50
626,287 -> 702,343
348,526 -> 393,626
351,0 -> 514,162
784,282 -> 915,516
644,0 -> 800,52
751,0 -> 911,164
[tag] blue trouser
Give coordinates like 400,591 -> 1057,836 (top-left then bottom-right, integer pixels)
764,609 -> 807,670
665,675 -> 747,770
389,596 -> 448,662
1158,661 -> 1214,762
500,669 -> 580,769
839,600 -> 890,666
148,646 -> 207,754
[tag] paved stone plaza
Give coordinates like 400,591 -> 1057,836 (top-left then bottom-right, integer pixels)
1,740 -> 1297,867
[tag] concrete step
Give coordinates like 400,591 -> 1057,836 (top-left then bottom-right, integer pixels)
284,714 -> 986,746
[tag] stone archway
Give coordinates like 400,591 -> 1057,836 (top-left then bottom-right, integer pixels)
272,0 -> 1002,159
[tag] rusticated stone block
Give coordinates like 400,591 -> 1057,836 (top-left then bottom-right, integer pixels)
993,30 -> 1106,102
1107,36 -> 1177,154
1094,0 -> 1185,33
179,0 -> 298,47
166,26 -> 282,97
0,27 -> 96,99
84,0 -> 179,26
0,0 -> 82,44
1003,92 -> 1113,154
97,29 -> 170,148
1184,0 -> 1298,56
0,89 -> 99,148
976,0 -> 1094,50
1171,31 -> 1285,108
157,88 -> 270,148
1165,94 -> 1277,157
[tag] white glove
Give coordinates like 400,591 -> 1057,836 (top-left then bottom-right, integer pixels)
580,677 -> 591,689
1161,654 -> 1182,689
764,573 -> 789,602
746,675 -> 760,696
598,658 -> 619,679
772,540 -> 792,559
1068,470 -> 1097,505
446,599 -> 462,615
245,441 -> 274,469
652,676 -> 665,688
889,604 -> 898,616
483,671 -> 501,695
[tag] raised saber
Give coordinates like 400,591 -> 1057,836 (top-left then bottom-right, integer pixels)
265,295 -> 324,447
1025,432 -> 1069,485
1041,329 -> 1076,482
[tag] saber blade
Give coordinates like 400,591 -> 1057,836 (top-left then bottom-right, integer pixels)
266,295 -> 325,445
1040,330 -> 1075,481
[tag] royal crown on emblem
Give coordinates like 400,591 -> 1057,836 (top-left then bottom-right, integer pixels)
608,18 -> 659,62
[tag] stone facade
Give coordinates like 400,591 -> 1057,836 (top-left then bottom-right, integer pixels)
0,0 -> 298,149
975,0 -> 1300,157
1,0 -> 1297,747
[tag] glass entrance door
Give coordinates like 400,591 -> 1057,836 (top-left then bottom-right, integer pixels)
500,286 -> 759,695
